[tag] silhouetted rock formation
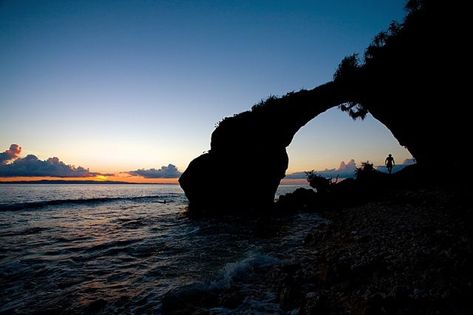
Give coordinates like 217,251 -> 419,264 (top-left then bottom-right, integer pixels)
334,0 -> 469,172
179,83 -> 351,214
180,0 -> 469,213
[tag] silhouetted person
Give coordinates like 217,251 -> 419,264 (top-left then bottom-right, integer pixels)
385,154 -> 395,174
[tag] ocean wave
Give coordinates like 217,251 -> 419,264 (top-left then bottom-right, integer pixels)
0,195 -> 170,211
161,251 -> 282,313
214,251 -> 280,289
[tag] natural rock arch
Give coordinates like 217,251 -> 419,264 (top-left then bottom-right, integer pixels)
179,0 -> 469,214
178,82 -> 364,213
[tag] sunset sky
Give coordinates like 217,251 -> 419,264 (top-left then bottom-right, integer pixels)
0,0 -> 411,182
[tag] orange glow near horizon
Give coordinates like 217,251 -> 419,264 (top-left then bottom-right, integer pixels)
95,175 -> 108,181
0,176 -> 307,186
0,175 -> 180,184
0,175 -> 307,186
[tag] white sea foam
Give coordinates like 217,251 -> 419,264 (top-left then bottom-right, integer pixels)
1,183 -> 324,314
214,250 -> 280,288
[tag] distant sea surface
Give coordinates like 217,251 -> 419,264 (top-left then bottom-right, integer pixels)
0,183 -> 322,314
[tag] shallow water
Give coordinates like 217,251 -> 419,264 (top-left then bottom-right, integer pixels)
0,184 -> 320,314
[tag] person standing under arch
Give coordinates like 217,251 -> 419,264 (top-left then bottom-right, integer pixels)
385,154 -> 395,174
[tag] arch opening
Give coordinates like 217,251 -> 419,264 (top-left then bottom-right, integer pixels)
278,108 -> 413,195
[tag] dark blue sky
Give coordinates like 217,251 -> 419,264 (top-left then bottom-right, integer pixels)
0,0 -> 410,174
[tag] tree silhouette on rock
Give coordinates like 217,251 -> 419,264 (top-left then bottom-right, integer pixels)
180,0 -> 469,214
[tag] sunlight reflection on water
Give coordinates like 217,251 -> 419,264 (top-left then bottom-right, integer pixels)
0,183 -> 317,313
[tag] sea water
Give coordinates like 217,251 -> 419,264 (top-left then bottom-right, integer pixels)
0,184 -> 322,314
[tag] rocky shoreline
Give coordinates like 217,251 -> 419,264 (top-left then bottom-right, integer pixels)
275,187 -> 473,314
162,186 -> 473,314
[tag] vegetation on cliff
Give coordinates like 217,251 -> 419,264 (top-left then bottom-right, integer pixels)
180,0 -> 469,213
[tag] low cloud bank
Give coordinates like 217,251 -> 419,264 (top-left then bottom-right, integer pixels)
286,158 -> 417,180
128,164 -> 181,178
0,144 -> 96,177
286,159 -> 357,179
0,154 -> 92,177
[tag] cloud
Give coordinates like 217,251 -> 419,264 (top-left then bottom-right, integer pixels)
0,146 -> 93,177
128,164 -> 181,178
0,144 -> 22,164
287,157 -> 418,179
314,159 -> 357,178
337,159 -> 356,173
286,159 -> 358,179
